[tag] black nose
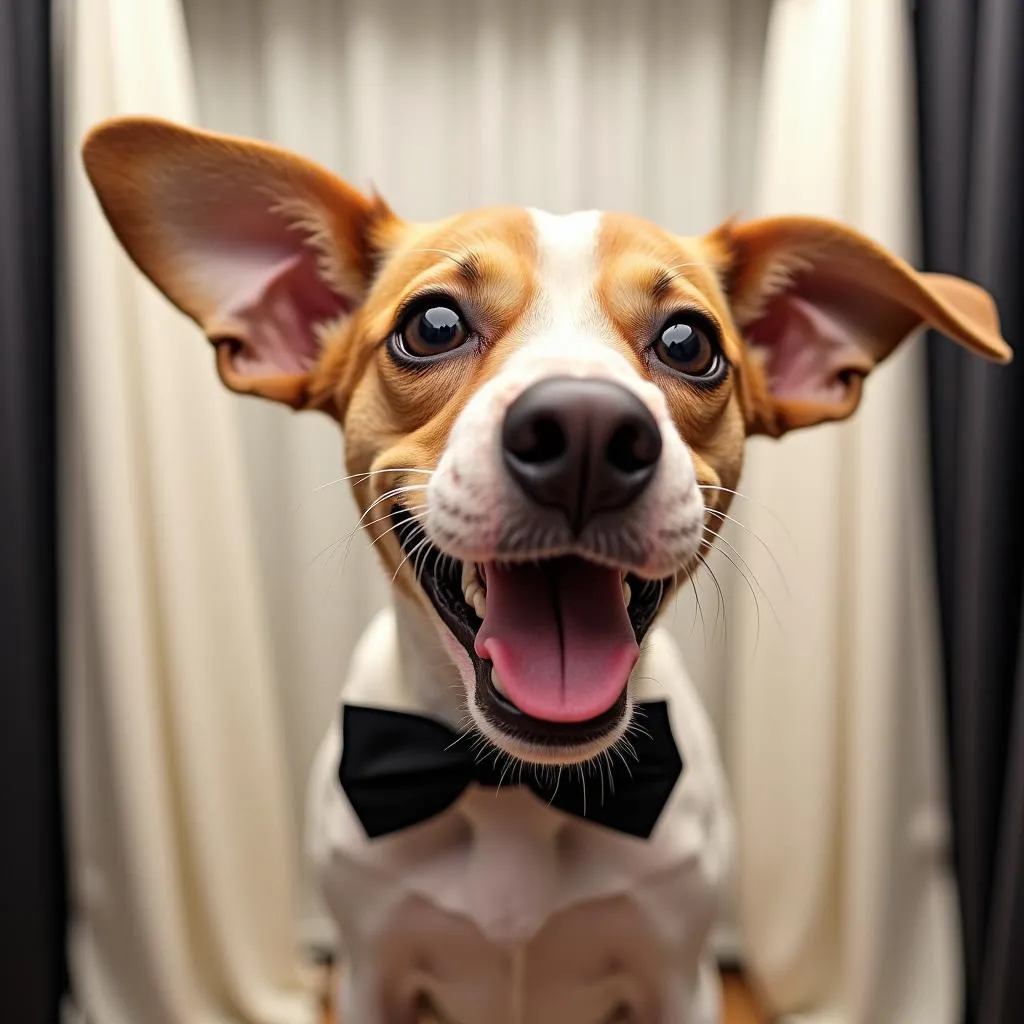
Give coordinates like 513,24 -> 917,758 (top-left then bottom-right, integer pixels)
502,377 -> 662,534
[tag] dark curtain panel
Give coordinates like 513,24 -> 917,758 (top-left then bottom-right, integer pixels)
0,0 -> 66,1022
914,1 -> 1024,1022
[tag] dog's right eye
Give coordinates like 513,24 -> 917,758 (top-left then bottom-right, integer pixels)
395,303 -> 468,359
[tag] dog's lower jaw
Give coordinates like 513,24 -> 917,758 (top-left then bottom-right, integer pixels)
394,587 -> 636,766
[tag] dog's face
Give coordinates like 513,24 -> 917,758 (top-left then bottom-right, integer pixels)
83,118 -> 1010,765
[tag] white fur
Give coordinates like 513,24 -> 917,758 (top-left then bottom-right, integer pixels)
425,210 -> 706,757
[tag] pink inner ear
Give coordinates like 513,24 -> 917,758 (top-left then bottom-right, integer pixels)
217,248 -> 353,378
749,293 -> 875,404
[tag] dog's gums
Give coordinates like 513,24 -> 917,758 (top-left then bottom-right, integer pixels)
392,506 -> 671,753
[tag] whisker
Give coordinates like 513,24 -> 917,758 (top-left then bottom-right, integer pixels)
360,483 -> 432,518
547,766 -> 563,806
625,719 -> 653,743
496,753 -> 516,794
619,734 -> 640,761
392,534 -> 433,582
703,526 -> 782,611
703,526 -> 781,629
631,674 -> 666,694
701,535 -> 778,655
690,573 -> 708,647
366,505 -> 431,550
657,258 -> 717,291
602,749 -> 616,797
306,502 -> 430,572
609,742 -> 635,776
705,506 -> 790,595
413,531 -> 435,580
312,466 -> 434,495
695,551 -> 727,639
698,484 -> 793,540
295,467 -> 434,512
407,246 -> 467,263
328,507 -> 432,604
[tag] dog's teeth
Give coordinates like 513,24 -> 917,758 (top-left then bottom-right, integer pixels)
490,666 -> 508,698
462,561 -> 488,617
622,581 -> 632,606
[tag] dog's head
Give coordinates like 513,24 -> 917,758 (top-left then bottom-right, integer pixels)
83,118 -> 1010,765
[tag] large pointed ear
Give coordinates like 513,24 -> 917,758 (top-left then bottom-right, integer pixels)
82,116 -> 399,409
711,216 -> 1012,436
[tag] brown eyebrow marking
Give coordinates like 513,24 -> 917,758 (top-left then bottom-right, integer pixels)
407,247 -> 482,286
651,268 -> 676,299
651,258 -> 719,300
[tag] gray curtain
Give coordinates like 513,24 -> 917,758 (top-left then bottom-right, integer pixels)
0,0 -> 66,1021
914,2 -> 1024,1022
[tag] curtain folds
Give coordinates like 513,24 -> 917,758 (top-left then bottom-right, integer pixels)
59,2 -> 968,1022
913,2 -> 1024,1022
729,2 -> 962,1021
0,0 -> 65,1020
59,0 -> 315,1021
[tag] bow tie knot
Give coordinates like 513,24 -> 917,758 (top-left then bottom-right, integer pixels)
338,701 -> 683,839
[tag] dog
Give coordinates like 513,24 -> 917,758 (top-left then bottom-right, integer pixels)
82,117 -> 1010,1024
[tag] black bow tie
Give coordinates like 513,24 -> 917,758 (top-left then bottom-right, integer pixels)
338,700 -> 683,840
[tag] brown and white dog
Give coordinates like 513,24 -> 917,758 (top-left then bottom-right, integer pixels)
83,118 -> 1010,1024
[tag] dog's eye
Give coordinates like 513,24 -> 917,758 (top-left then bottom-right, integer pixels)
398,304 -> 468,358
654,317 -> 720,379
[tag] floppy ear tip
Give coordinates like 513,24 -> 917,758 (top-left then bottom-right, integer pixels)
918,271 -> 1013,364
987,332 -> 1015,364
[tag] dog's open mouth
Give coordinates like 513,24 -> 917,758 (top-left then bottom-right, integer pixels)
392,507 -> 671,746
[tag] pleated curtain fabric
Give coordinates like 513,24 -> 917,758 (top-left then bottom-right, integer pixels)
913,2 -> 1024,1022
59,0 -> 316,1021
726,2 -> 964,1021
0,0 -> 66,1020
58,2 -> 969,1022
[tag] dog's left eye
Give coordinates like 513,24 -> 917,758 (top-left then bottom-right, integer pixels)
397,303 -> 468,358
653,316 -> 721,379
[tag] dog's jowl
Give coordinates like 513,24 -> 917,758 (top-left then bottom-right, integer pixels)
83,118 -> 1010,1024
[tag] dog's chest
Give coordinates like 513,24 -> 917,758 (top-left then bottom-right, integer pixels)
315,784 -> 722,1023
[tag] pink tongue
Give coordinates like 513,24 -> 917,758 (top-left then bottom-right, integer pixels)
474,560 -> 639,723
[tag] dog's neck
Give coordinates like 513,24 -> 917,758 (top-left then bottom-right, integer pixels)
393,592 -> 466,728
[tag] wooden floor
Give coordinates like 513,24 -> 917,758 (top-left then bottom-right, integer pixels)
319,969 -> 769,1023
721,972 -> 770,1024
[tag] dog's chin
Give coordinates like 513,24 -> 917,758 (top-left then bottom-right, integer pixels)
391,506 -> 676,766
466,690 -> 636,767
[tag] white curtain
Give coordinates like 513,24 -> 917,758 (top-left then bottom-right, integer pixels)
59,0 -> 315,1022
60,1 -> 962,1022
728,2 -> 962,1022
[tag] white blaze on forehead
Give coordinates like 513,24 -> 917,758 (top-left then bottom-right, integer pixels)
519,208 -> 641,387
526,208 -> 603,331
